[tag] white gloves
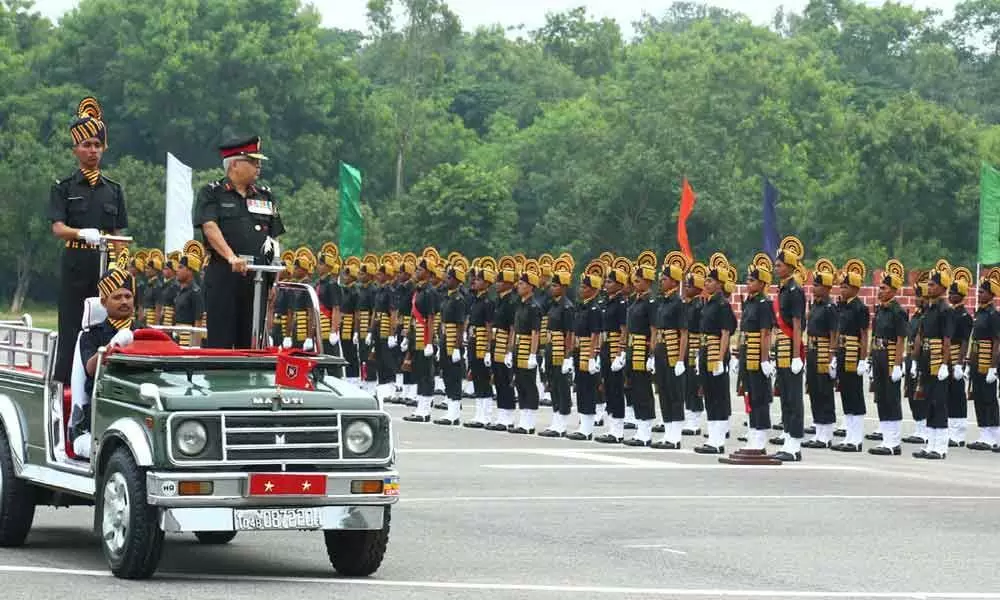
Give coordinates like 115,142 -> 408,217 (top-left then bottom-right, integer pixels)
387,335 -> 397,349
282,336 -> 293,349
328,332 -> 340,347
891,364 -> 903,382
77,228 -> 102,245
303,338 -> 315,352
761,360 -> 776,378
400,337 -> 409,353
588,357 -> 600,375
729,357 -> 739,374
988,367 -> 998,384
856,359 -> 870,377
561,358 -> 573,374
109,328 -> 134,349
261,236 -> 280,262
451,348 -> 461,363
484,352 -> 492,367
365,332 -> 373,347
909,361 -> 918,379
646,356 -> 656,374
712,361 -> 725,377
674,361 -> 686,377
611,352 -> 626,372
423,344 -> 435,358
952,364 -> 965,381
791,357 -> 803,375
937,364 -> 949,381
352,332 -> 359,346
527,354 -> 538,370
504,352 -> 513,368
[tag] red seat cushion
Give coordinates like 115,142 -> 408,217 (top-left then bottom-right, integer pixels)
62,387 -> 77,459
113,329 -> 287,359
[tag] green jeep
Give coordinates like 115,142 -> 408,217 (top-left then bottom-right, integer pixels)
0,272 -> 398,580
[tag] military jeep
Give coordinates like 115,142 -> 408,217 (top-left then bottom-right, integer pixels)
0,277 -> 398,580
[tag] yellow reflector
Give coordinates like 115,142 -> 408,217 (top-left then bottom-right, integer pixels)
351,480 -> 384,494
178,481 -> 214,496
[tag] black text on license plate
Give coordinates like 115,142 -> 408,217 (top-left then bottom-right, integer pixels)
233,508 -> 322,531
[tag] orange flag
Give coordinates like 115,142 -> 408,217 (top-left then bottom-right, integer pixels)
677,177 -> 696,260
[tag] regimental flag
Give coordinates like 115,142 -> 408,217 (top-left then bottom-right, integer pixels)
677,177 -> 696,261
339,161 -> 364,258
275,349 -> 318,390
979,161 -> 1000,266
249,473 -> 327,496
762,177 -> 780,258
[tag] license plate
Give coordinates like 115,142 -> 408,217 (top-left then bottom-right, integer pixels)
233,507 -> 323,531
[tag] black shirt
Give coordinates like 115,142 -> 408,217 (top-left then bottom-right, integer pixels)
655,291 -> 686,331
972,303 -> 1000,341
492,290 -> 518,330
193,179 -> 285,261
173,283 -> 204,325
514,296 -> 543,335
838,297 -> 870,336
686,296 -> 704,335
873,300 -> 908,341
626,292 -> 655,335
907,307 -> 923,342
951,303 -> 973,347
777,277 -> 806,324
699,292 -> 731,336
440,288 -> 467,353
807,298 -> 838,338
79,318 -> 136,395
468,292 -> 495,328
741,293 -> 775,332
317,275 -> 342,313
48,170 -> 127,231
574,295 -> 603,340
921,298 -> 955,340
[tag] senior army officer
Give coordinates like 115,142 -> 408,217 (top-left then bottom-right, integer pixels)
194,136 -> 285,349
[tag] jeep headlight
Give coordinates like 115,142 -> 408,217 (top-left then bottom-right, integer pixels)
344,420 -> 374,455
175,420 -> 208,456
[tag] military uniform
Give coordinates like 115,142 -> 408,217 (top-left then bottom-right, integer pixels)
693,261 -> 735,455
652,256 -> 689,449
373,263 -> 399,402
464,267 -> 496,428
802,262 -> 839,449
339,265 -> 361,382
568,273 -> 604,441
596,269 -> 629,443
49,97 -> 128,384
486,273 -> 518,430
869,261 -> 909,455
393,265 -> 416,404
355,267 -> 378,392
194,136 -> 284,349
403,258 -> 440,422
682,277 -> 706,435
434,267 -> 468,426
969,274 -> 1000,451
539,272 -> 575,437
739,262 -> 776,454
902,288 -> 928,444
622,267 -> 657,447
511,274 -> 544,434
947,276 -> 973,447
914,267 -> 955,460
833,261 -> 871,452
172,242 -> 207,347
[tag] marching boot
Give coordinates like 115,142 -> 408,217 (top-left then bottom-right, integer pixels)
693,421 -> 726,454
652,422 -> 665,433
869,421 -> 902,455
624,420 -> 653,447
539,413 -> 567,437
434,400 -> 462,426
772,435 -> 802,462
464,398 -> 486,428
803,423 -> 833,449
511,409 -> 536,434
595,417 -> 624,444
865,424 -> 884,441
403,396 -> 432,422
652,421 -> 683,450
902,419 -> 927,444
682,410 -> 703,436
485,408 -> 511,431
948,417 -> 967,448
568,414 -> 595,441
832,415 -> 863,452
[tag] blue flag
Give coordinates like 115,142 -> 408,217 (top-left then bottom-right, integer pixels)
762,178 -> 779,257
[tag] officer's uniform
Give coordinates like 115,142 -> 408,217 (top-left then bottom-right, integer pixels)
914,267 -> 955,460
315,245 -> 343,358
172,243 -> 206,347
969,274 -> 1000,451
774,242 -> 807,455
539,272 -> 575,437
403,260 -> 440,422
802,263 -> 839,449
49,97 -> 127,384
833,262 -> 871,452
194,136 -> 284,349
869,262 -> 909,455
683,273 -> 706,435
486,274 -> 518,431
947,276 -> 973,446
339,265 -> 361,381
567,273 -> 604,441
903,286 -> 928,444
373,263 -> 399,399
464,267 -> 496,428
434,267 -> 468,426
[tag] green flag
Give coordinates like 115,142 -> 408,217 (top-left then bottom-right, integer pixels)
979,161 -> 1000,266
339,161 -> 364,257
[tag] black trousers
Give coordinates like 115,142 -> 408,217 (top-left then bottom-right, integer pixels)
549,368 -> 572,416
746,370 -> 772,430
684,355 -> 703,412
948,374 -> 968,420
341,338 -> 359,378
699,356 -> 731,421
493,363 -> 516,410
204,259 -> 259,350
443,354 -> 465,401
777,368 -> 804,437
871,350 -> 902,421
375,339 -> 395,384
414,351 -> 434,396
904,356 -> 918,400
971,371 -> 1000,427
627,369 -> 655,420
654,348 -> 685,423
923,373 -> 948,428
575,370 -> 598,415
55,248 -> 102,383
361,338 -> 377,383
514,368 -> 539,410
806,351 -> 836,425
602,369 -> 625,419
469,354 -> 492,398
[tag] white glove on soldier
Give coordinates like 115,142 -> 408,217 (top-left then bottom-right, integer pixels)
365,332 -> 373,347
77,228 -> 102,246
328,332 -> 340,347
387,335 -> 397,349
561,358 -> 573,374
674,361 -> 686,377
527,354 -> 538,370
828,361 -> 837,380
937,364 -> 949,381
953,364 -> 965,381
891,364 -> 903,382
451,348 -> 461,363
108,328 -> 134,349
988,367 -> 998,384
909,361 -> 918,379
400,337 -> 409,353
729,357 -> 739,374
856,359 -> 870,377
791,357 -> 804,375
303,338 -> 315,352
423,344 -> 435,358
588,357 -> 600,375
504,352 -> 513,369
282,337 -> 293,349
646,356 -> 656,374
352,332 -> 359,346
611,352 -> 626,372
484,352 -> 492,368
761,360 -> 776,378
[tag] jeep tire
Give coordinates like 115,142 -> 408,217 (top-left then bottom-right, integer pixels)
194,531 -> 237,545
0,427 -> 35,547
98,447 -> 164,579
323,506 -> 390,576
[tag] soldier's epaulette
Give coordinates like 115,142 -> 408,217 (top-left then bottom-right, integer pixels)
56,172 -> 76,185
258,184 -> 271,193
207,179 -> 223,190
102,175 -> 121,187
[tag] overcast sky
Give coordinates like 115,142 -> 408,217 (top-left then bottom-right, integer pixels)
32,0 -> 959,35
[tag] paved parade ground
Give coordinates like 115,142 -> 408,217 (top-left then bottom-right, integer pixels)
3,396 -> 1000,599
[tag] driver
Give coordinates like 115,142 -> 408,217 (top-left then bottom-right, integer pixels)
70,261 -> 138,455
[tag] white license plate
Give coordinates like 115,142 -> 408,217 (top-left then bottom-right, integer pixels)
233,508 -> 323,531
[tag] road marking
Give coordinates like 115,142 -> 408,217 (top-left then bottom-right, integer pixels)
0,564 -> 997,598
623,543 -> 688,555
480,463 -> 869,471
399,494 -> 1000,503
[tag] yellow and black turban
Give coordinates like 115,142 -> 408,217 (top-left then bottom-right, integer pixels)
70,97 -> 107,147
980,269 -> 1000,297
478,267 -> 497,284
581,273 -> 602,289
813,259 -> 836,288
633,265 -> 656,283
447,265 -> 466,283
747,252 -> 773,285
520,271 -> 540,287
498,269 -> 517,284
607,268 -> 629,286
552,271 -> 572,286
776,236 -> 804,268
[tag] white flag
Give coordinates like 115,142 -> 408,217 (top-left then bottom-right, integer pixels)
164,152 -> 194,254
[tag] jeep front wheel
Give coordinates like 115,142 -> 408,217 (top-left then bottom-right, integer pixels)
323,506 -> 390,576
194,531 -> 237,545
99,448 -> 164,579
0,427 -> 35,547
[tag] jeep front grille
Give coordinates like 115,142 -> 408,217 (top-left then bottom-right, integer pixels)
222,414 -> 340,463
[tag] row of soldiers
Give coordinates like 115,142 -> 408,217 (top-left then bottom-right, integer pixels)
264,239 -> 1000,462
125,241 -> 206,347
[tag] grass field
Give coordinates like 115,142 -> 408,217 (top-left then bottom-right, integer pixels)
0,303 -> 58,331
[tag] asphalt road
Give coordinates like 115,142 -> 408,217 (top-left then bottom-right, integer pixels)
3,389 -> 1000,600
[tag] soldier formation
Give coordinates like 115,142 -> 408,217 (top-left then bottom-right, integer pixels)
216,237 -> 997,462
128,240 -> 207,346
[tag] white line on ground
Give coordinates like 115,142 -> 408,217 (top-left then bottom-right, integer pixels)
0,564 -> 997,598
480,463 -> 870,471
398,494 -> 1000,503
623,544 -> 688,555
